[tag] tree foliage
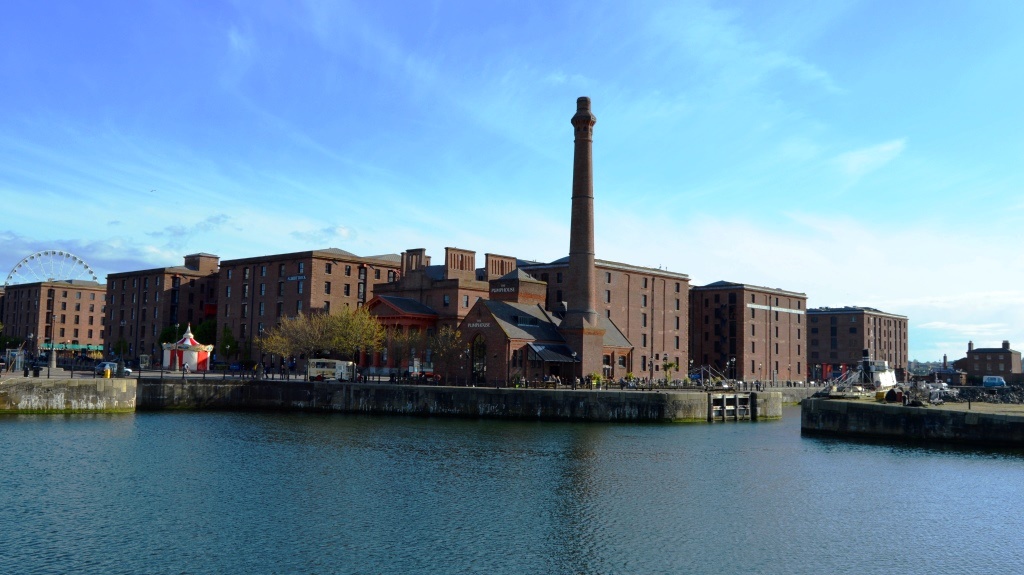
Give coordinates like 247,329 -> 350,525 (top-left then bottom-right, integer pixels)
332,307 -> 385,360
219,325 -> 239,359
158,325 -> 179,346
662,360 -> 679,383
384,327 -> 426,377
259,307 -> 385,365
191,318 -> 217,345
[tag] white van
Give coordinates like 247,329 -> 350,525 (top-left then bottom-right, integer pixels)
307,359 -> 357,381
982,375 -> 1006,387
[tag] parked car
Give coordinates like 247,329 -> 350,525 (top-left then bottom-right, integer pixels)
982,375 -> 1006,387
94,362 -> 132,377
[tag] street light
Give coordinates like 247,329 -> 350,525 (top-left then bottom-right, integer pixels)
25,333 -> 34,375
257,326 -> 264,380
117,320 -> 127,377
47,300 -> 56,376
571,351 -> 578,389
67,340 -> 73,378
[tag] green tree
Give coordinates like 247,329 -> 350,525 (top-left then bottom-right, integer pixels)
662,361 -> 679,384
158,324 -> 179,346
261,312 -> 330,364
114,338 -> 128,358
219,325 -> 239,361
428,325 -> 463,384
191,319 -> 217,345
330,307 -> 385,360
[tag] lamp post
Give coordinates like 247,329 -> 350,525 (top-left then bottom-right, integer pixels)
47,302 -> 56,377
117,320 -> 127,377
67,340 -> 73,378
25,333 -> 33,375
257,326 -> 264,380
571,351 -> 577,390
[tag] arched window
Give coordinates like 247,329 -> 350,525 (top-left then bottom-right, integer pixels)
472,335 -> 487,385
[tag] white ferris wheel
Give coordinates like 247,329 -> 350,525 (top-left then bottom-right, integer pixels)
4,250 -> 99,286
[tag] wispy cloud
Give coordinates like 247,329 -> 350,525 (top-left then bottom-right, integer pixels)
834,139 -> 907,180
290,225 -> 354,244
648,3 -> 842,94
146,214 -> 235,250
227,26 -> 254,58
917,321 -> 1011,338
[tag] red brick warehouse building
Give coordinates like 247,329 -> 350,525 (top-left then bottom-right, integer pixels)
104,253 -> 220,365
805,306 -> 908,381
217,248 -> 401,365
689,281 -> 808,384
2,279 -> 107,360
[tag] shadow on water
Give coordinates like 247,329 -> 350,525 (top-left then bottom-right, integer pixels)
800,428 -> 1024,459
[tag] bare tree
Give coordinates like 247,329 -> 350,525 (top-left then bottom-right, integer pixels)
384,327 -> 426,381
428,325 -> 463,384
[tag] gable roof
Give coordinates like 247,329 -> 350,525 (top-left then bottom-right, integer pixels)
480,300 -> 564,342
370,295 -> 438,317
597,316 -> 631,348
497,268 -> 546,284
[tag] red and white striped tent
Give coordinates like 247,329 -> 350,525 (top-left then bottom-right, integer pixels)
162,324 -> 214,371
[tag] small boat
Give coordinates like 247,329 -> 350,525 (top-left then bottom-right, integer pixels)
824,349 -> 898,400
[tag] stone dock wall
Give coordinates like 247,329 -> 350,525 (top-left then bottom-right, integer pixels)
0,377 -> 136,413
801,397 -> 1024,446
138,380 -> 783,423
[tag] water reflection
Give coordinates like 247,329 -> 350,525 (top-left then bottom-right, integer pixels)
1,408 -> 1023,574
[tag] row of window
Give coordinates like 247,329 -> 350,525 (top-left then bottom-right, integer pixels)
224,262 -> 397,282
225,281 -> 370,299
49,328 -> 99,340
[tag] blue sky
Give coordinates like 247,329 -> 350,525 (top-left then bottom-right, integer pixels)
3,0 -> 1024,361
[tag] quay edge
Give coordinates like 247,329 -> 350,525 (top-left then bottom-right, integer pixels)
0,377 -> 783,422
0,377 -> 136,413
135,379 -> 782,423
801,397 -> 1024,446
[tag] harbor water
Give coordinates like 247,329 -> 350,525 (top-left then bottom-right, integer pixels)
1,407 -> 1022,574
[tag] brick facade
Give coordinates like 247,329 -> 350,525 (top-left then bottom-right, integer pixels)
806,306 -> 908,380
104,253 -> 220,364
217,248 -> 400,363
520,259 -> 690,378
956,340 -> 1022,383
689,281 -> 807,383
2,280 -> 107,359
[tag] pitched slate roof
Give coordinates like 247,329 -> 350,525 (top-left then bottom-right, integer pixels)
377,296 -> 438,316
597,316 -> 631,348
498,268 -> 546,284
481,300 -> 564,342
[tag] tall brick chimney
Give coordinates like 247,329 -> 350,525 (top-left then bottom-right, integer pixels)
560,97 -> 605,379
